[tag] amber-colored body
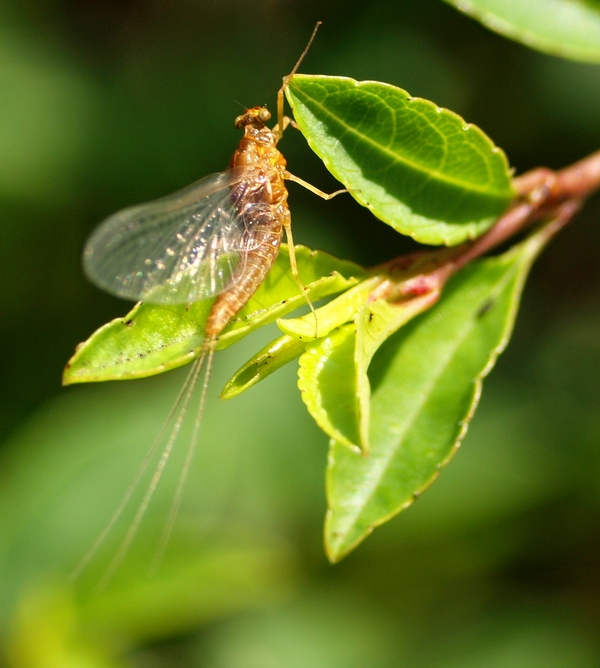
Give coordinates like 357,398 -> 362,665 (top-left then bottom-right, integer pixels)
204,107 -> 289,340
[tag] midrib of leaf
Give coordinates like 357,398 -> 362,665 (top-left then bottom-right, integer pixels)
335,262 -> 518,532
292,84 -> 504,198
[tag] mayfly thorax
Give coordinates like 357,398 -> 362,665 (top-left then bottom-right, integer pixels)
75,23 -> 345,582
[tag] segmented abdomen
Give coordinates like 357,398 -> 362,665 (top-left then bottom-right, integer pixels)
204,214 -> 284,338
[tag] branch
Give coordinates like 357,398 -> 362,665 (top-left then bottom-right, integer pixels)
513,150 -> 600,203
376,149 -> 600,301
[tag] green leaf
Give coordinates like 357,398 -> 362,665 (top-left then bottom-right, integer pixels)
222,274 -> 385,401
277,276 -> 383,341
325,228 -> 552,561
444,0 -> 600,63
286,75 -> 514,246
63,246 -> 366,385
222,276 -> 389,401
299,324 -> 362,449
226,268 -> 440,412
220,334 -> 306,399
353,294 -> 443,450
298,292 -> 441,452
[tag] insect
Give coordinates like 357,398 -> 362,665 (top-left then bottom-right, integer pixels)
75,23 -> 346,582
84,24 -> 337,337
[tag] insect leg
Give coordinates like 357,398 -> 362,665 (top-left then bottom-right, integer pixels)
282,218 -> 319,337
284,171 -> 348,200
272,115 -> 292,137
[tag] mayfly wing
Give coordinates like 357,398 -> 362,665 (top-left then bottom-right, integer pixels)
83,166 -> 268,305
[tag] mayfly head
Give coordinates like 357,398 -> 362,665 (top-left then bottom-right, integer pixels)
234,106 -> 272,129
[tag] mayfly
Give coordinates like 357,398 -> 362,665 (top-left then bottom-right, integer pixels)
75,23 -> 345,582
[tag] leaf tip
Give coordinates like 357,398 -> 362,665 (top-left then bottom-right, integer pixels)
62,347 -> 84,386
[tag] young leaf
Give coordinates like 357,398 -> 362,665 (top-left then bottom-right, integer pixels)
222,276 -> 391,401
325,226 -> 552,562
298,292 -> 441,452
277,276 -> 383,341
63,246 -> 366,385
444,0 -> 600,64
299,323 -> 362,449
220,334 -> 306,399
286,75 -> 514,246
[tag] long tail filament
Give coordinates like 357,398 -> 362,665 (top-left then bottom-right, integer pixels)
71,340 -> 216,590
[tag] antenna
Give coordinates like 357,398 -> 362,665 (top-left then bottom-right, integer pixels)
276,21 -> 322,139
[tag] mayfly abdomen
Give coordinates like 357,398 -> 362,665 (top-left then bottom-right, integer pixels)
204,181 -> 285,339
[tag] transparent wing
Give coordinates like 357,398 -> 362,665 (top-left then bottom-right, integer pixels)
83,167 -> 271,304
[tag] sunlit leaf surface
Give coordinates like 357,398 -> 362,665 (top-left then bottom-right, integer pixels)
220,334 -> 306,400
223,276 -> 384,401
286,75 -> 514,246
298,291 -> 440,452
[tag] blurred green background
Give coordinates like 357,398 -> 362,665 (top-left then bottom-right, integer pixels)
1,0 -> 600,665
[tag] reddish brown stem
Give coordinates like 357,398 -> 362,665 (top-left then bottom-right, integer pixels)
377,148 -> 600,302
514,150 -> 600,202
455,150 -> 600,268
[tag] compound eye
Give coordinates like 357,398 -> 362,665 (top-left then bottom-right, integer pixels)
258,108 -> 271,122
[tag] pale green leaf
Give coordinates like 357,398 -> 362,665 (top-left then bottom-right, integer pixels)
220,334 -> 306,400
223,276 -> 387,401
445,0 -> 600,63
299,324 -> 362,449
286,75 -> 514,246
277,276 -> 382,341
298,292 -> 441,452
353,293 -> 443,451
223,274 -> 384,401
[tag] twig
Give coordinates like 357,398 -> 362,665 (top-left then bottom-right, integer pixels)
375,148 -> 600,302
